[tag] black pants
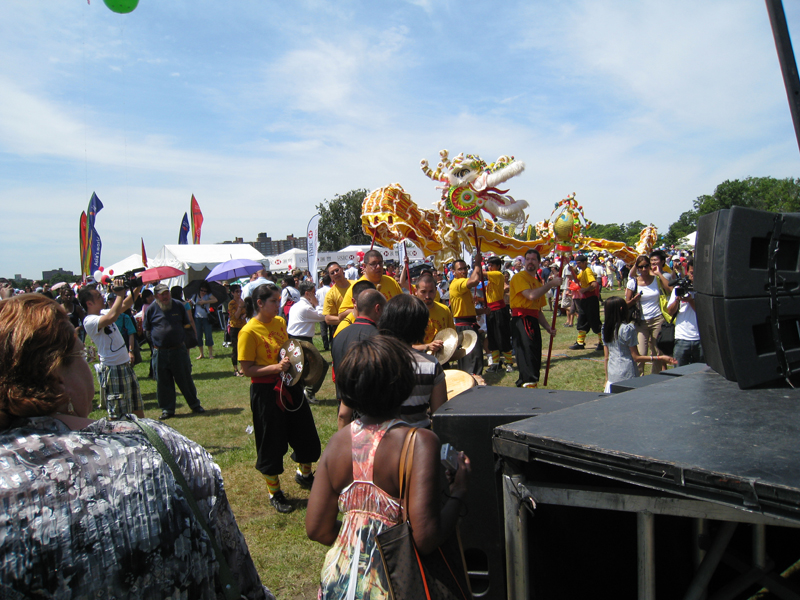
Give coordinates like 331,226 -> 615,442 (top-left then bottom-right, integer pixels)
511,315 -> 542,386
230,327 -> 241,367
486,308 -> 512,353
319,322 -> 331,350
576,295 -> 602,334
456,323 -> 484,375
250,382 -> 321,476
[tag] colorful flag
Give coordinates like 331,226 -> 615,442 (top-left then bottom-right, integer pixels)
141,238 -> 148,267
85,193 -> 104,275
190,194 -> 203,244
179,213 -> 190,244
306,214 -> 320,285
79,212 -> 88,277
89,227 -> 102,275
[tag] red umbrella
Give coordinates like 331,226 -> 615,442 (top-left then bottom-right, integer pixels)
140,266 -> 185,283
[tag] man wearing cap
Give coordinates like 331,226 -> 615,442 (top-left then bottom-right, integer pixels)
331,287 -> 386,429
143,283 -> 205,419
288,280 -> 328,402
322,262 -> 352,329
414,273 -> 454,352
337,250 -> 402,316
485,256 -> 514,372
79,279 -> 145,418
510,249 -> 562,388
567,254 -> 602,350
449,259 -> 484,375
344,260 -> 359,281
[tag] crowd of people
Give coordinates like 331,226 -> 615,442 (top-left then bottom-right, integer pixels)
0,243 -> 701,597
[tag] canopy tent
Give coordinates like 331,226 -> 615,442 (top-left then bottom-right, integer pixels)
678,231 -> 697,248
104,253 -> 147,278
150,244 -> 267,288
264,248 -> 308,273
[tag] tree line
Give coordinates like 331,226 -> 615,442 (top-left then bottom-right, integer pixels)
316,176 -> 800,253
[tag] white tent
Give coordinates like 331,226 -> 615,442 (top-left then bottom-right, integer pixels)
679,231 -> 697,247
104,253 -> 147,277
150,244 -> 267,288
264,248 -> 308,273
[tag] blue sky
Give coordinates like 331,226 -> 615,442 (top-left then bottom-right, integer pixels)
2,0 -> 799,279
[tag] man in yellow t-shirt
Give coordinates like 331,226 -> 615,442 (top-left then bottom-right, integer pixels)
449,259 -> 483,374
322,262 -> 352,328
414,274 -> 454,352
338,250 -> 402,315
566,254 -> 602,350
485,256 -> 514,372
510,249 -> 562,388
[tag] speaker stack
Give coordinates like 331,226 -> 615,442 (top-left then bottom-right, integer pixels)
431,386 -> 606,599
695,206 -> 800,388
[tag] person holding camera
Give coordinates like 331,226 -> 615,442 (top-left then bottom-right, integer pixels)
78,278 -> 145,418
667,258 -> 703,366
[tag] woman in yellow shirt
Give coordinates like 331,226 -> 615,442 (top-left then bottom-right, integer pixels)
239,284 -> 321,514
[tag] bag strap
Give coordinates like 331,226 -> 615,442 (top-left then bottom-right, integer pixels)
129,418 -> 241,600
397,427 -> 418,522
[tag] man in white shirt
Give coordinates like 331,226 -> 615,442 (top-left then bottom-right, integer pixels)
315,275 -> 332,351
667,258 -> 703,366
344,260 -> 359,281
288,281 -> 328,402
78,278 -> 145,418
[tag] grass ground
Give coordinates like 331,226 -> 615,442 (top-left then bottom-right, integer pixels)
88,288 -> 644,599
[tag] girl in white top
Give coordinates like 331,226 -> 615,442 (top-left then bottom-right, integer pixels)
625,255 -> 667,374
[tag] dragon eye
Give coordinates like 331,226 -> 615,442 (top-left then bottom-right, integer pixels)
454,168 -> 471,178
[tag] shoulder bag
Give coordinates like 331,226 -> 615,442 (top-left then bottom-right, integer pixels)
655,278 -> 676,355
376,428 -> 473,600
628,278 -> 642,323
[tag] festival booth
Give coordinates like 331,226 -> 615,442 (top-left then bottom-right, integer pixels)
149,244 -> 267,289
263,248 -> 308,273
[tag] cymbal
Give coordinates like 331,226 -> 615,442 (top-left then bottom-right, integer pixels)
431,328 -> 459,364
279,339 -> 304,387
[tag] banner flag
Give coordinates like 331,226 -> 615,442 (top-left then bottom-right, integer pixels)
89,227 -> 102,275
306,214 -> 321,285
190,194 -> 203,244
79,212 -> 88,277
141,238 -> 148,267
179,213 -> 190,245
397,240 -> 407,264
461,242 -> 471,267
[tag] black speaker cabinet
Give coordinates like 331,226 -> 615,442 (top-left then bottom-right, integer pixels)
431,386 -> 606,599
695,206 -> 800,298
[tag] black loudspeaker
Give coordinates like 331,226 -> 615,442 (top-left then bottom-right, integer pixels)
431,386 -> 606,599
695,207 -> 800,388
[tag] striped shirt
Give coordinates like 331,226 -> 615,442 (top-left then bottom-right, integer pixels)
400,349 -> 445,429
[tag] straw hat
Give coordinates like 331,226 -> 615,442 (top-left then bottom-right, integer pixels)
444,369 -> 477,400
279,339 -> 305,386
298,340 -> 326,390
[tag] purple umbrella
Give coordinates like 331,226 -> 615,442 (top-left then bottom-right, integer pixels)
206,258 -> 265,282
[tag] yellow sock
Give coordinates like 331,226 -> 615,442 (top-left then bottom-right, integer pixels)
503,351 -> 514,366
577,331 -> 587,345
491,350 -> 500,365
262,473 -> 280,496
298,463 -> 312,477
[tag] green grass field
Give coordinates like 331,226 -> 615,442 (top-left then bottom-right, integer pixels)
89,289 -> 642,599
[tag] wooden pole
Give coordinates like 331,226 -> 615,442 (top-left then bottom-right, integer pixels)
471,224 -> 489,306
543,250 -> 566,386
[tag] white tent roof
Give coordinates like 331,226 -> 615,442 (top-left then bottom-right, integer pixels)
679,231 -> 697,247
104,253 -> 146,277
264,248 -> 307,273
150,244 -> 266,287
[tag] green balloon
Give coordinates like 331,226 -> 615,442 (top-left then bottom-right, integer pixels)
103,0 -> 139,14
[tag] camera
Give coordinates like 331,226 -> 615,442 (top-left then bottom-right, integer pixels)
673,275 -> 693,297
440,443 -> 460,472
121,268 -> 146,290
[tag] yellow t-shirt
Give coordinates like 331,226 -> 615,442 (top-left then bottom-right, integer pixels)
510,271 -> 546,311
333,312 -> 356,338
423,301 -> 455,344
322,281 -> 352,316
486,271 -> 505,305
238,316 -> 288,366
338,275 -> 403,313
449,278 -> 476,318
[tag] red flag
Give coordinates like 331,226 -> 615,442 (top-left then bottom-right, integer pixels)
79,211 -> 88,277
141,238 -> 148,267
190,194 -> 203,244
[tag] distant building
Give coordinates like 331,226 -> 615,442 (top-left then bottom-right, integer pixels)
42,267 -> 74,280
220,232 -> 307,256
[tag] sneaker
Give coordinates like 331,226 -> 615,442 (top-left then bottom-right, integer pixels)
304,390 -> 318,404
505,364 -> 515,373
295,471 -> 315,490
270,491 -> 293,513
191,405 -> 206,414
486,364 -> 501,373
159,411 -> 174,420
522,382 -> 538,389
568,343 -> 585,350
